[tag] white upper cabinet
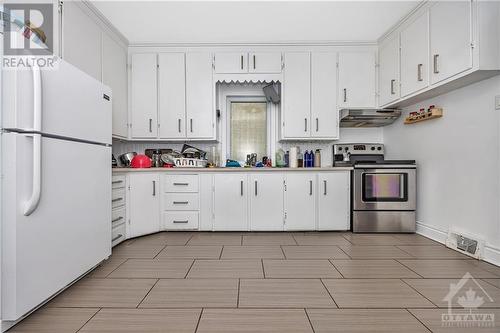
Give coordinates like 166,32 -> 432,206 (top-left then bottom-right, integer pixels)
248,53 -> 283,73
249,173 -> 284,231
214,53 -> 248,73
131,53 -> 158,139
128,173 -> 160,238
311,52 -> 338,139
62,2 -> 102,81
102,34 -> 128,139
400,11 -> 429,97
213,174 -> 248,231
285,173 -> 315,230
317,172 -> 350,231
282,52 -> 311,139
378,35 -> 400,106
429,1 -> 472,85
158,53 -> 186,139
338,51 -> 376,108
186,52 -> 215,139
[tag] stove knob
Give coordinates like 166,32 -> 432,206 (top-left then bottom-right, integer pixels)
338,147 -> 343,151
377,147 -> 382,151
371,147 -> 375,151
345,147 -> 349,151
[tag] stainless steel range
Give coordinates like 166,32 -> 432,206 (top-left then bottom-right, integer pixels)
333,144 -> 417,233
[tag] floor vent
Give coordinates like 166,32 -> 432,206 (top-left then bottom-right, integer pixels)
445,229 -> 484,259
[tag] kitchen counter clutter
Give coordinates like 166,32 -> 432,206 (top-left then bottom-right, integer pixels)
112,166 -> 353,172
112,169 -> 350,239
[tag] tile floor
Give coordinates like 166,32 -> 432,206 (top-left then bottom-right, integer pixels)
9,232 -> 500,332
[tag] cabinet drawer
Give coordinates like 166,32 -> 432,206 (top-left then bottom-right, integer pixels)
112,206 -> 126,229
163,175 -> 199,192
112,175 -> 126,189
112,223 -> 126,247
164,193 -> 199,211
112,188 -> 126,209
163,211 -> 199,230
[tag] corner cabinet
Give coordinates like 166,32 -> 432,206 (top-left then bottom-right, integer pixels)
338,51 -> 376,108
282,52 -> 339,140
128,173 -> 160,238
378,35 -> 400,106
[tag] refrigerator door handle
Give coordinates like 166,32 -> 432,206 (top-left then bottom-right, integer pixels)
32,64 -> 42,132
24,133 -> 42,216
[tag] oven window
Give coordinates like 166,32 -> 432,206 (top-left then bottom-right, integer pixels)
362,173 -> 408,202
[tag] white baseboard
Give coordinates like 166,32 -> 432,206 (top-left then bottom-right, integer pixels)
416,221 -> 500,267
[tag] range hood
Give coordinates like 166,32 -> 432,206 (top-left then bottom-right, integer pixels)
340,108 -> 401,127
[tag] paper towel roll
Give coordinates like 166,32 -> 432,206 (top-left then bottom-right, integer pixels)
289,146 -> 298,168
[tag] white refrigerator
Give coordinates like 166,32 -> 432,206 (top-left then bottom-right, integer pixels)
1,59 -> 112,323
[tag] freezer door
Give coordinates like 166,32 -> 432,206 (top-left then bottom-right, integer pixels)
2,59 -> 111,145
1,133 -> 111,320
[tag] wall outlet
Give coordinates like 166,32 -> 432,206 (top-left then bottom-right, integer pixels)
496,95 -> 500,110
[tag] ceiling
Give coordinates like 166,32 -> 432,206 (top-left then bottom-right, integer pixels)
91,1 -> 421,45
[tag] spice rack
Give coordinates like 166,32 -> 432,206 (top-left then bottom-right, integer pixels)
404,106 -> 443,124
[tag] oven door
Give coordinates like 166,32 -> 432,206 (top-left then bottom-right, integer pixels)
354,168 -> 416,211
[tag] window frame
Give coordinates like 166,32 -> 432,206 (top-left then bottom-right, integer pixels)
225,96 -> 271,163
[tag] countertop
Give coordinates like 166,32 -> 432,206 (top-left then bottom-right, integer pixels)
112,166 -> 353,173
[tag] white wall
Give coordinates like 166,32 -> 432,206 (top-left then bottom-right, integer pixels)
384,75 -> 500,264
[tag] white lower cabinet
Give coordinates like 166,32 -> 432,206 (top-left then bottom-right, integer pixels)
213,174 -> 248,231
317,172 -> 350,231
284,173 -> 316,230
249,173 -> 284,231
128,173 -> 160,238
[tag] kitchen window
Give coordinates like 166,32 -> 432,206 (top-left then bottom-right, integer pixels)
228,99 -> 269,162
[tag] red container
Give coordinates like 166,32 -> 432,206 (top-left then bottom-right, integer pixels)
130,154 -> 152,168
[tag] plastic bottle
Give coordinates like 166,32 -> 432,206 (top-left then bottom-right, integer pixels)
310,150 -> 315,168
314,149 -> 321,167
284,151 -> 289,167
297,151 -> 304,168
304,150 -> 310,168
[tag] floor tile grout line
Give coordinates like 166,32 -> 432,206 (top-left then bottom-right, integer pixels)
152,244 -> 169,260
185,234 -> 194,245
237,279 -> 241,308
219,246 -> 224,259
319,278 -> 339,308
75,308 -> 102,333
405,308 -> 434,333
280,245 -> 287,259
303,308 -> 316,333
399,278 -> 440,308
395,259 -> 425,278
337,246 -> 352,259
103,258 -> 130,278
194,308 -> 204,333
184,259 -> 196,279
136,279 -> 160,309
327,259 -> 345,278
261,259 -> 266,278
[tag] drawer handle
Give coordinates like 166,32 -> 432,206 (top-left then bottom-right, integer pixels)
112,180 -> 123,184
112,234 -> 123,242
173,201 -> 189,205
173,182 -> 189,186
112,216 -> 124,223
112,198 -> 123,203
173,220 -> 189,224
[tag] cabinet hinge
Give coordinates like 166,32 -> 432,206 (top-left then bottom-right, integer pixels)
58,1 -> 63,12
375,63 -> 380,68
283,180 -> 287,191
470,42 -> 475,49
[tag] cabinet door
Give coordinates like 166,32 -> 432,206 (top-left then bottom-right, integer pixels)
378,35 -> 400,106
282,52 -> 311,139
62,1 -> 102,81
159,53 -> 186,139
285,173 -> 315,230
214,53 -> 247,73
249,173 -> 284,231
249,53 -> 282,73
430,1 -> 472,85
186,52 -> 215,139
214,174 -> 248,231
102,34 -> 128,139
318,172 -> 350,231
401,11 -> 429,97
311,52 -> 338,139
129,173 -> 160,238
338,52 -> 376,108
131,53 -> 158,138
